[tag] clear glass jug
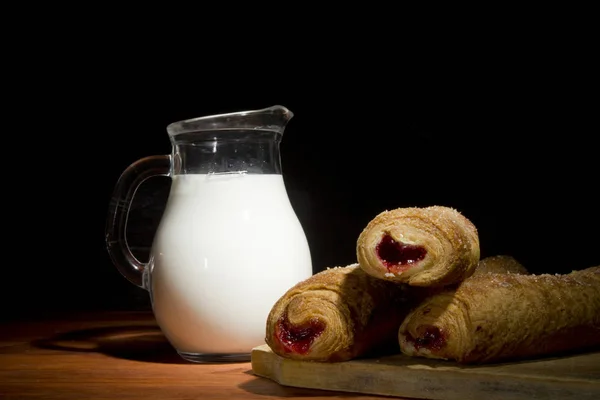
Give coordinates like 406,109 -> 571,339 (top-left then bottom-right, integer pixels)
105,105 -> 313,363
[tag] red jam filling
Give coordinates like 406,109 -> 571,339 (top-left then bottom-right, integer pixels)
376,234 -> 427,273
407,325 -> 446,352
275,314 -> 325,355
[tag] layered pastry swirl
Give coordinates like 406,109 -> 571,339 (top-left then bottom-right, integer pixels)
357,206 -> 480,287
265,263 -> 412,362
398,266 -> 600,364
264,256 -> 524,362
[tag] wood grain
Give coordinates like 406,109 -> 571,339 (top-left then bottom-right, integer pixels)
251,344 -> 600,400
0,312 -> 389,399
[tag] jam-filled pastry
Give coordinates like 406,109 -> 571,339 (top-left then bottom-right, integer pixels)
357,206 -> 480,287
265,255 -> 525,362
398,266 -> 600,364
265,263 -> 413,362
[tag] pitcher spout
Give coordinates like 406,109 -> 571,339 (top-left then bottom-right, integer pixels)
167,105 -> 293,137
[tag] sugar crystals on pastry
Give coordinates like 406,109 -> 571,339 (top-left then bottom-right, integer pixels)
398,266 -> 600,364
357,205 -> 480,287
265,263 -> 412,362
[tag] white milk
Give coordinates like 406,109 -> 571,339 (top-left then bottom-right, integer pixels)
149,173 -> 313,355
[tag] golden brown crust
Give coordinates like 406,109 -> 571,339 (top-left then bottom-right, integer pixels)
472,255 -> 529,276
357,205 -> 480,287
265,264 -> 411,362
398,266 -> 600,364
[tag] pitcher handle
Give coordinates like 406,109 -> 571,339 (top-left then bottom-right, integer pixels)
105,155 -> 171,288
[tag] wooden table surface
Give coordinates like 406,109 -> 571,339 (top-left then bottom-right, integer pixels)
0,311 -> 393,400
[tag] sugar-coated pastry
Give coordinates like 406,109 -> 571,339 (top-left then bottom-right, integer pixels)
398,266 -> 600,364
472,254 -> 529,276
264,255 -> 523,363
357,206 -> 480,287
265,264 -> 412,362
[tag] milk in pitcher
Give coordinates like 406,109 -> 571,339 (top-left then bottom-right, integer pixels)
149,173 -> 312,355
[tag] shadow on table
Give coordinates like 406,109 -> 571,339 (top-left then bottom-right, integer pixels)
32,325 -> 189,364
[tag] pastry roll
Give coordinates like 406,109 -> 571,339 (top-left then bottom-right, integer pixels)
357,205 -> 480,287
472,254 -> 529,276
398,266 -> 600,364
264,255 -> 525,363
265,263 -> 412,362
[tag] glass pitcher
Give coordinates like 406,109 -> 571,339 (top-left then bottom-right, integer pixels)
105,105 -> 313,363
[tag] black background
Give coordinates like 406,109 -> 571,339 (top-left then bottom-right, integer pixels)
3,26 -> 598,320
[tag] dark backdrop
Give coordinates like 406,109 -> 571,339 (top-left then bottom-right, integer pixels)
4,46 -> 598,320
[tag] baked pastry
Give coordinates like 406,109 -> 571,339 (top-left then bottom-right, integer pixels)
398,266 -> 600,364
357,205 -> 480,287
472,254 -> 529,276
265,263 -> 413,362
264,255 -> 527,363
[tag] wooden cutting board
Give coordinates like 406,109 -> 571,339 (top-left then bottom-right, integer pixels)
251,344 -> 600,400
